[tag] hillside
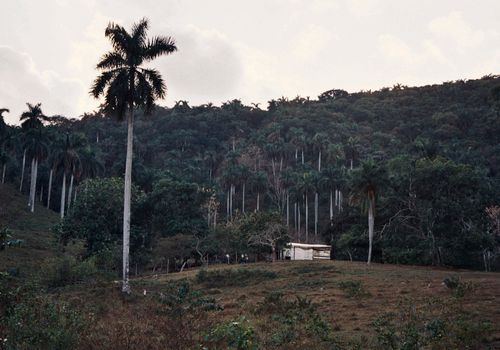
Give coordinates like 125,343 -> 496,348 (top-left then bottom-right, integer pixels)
0,183 -> 59,273
53,260 -> 500,349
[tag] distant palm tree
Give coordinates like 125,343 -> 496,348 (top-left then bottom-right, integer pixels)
19,103 -> 48,193
90,18 -> 177,293
53,135 -> 80,219
23,130 -> 48,212
349,159 -> 387,264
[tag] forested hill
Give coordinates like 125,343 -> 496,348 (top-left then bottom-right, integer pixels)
70,75 -> 500,184
1,75 -> 500,271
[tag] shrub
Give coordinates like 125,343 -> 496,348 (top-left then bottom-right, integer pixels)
256,292 -> 335,347
2,294 -> 87,350
196,268 -> 277,288
202,316 -> 257,350
443,276 -> 475,298
43,256 -> 101,288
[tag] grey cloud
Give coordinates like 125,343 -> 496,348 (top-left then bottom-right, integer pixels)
0,46 -> 84,124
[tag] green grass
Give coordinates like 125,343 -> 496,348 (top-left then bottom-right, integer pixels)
0,183 -> 60,274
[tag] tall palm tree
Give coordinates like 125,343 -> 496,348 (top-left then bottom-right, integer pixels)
344,137 -> 360,170
90,18 -> 177,293
349,159 -> 387,264
53,135 -> 80,219
296,170 -> 315,242
19,103 -> 48,193
23,130 -> 48,212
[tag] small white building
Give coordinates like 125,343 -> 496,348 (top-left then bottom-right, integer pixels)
283,243 -> 331,261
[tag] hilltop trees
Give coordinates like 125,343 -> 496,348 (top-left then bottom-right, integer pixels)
90,18 -> 177,293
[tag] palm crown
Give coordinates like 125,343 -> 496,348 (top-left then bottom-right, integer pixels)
90,18 -> 177,118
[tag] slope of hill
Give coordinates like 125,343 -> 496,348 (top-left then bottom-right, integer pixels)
53,260 -> 500,349
0,183 -> 59,273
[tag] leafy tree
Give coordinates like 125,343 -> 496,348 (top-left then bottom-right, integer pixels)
90,18 -> 177,293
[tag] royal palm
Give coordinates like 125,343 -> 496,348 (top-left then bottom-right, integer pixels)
90,18 -> 176,293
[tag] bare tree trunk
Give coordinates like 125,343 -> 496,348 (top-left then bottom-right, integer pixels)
367,199 -> 374,265
271,245 -> 276,263
1,164 -> 5,184
329,190 -> 333,223
67,174 -> 74,211
60,172 -> 66,219
318,150 -> 321,172
226,189 -> 230,221
286,191 -> 289,227
121,108 -> 134,294
242,182 -> 245,214
19,149 -> 26,192
314,192 -> 318,237
28,158 -> 35,207
47,169 -> 53,209
305,193 -> 309,242
298,202 -> 301,240
31,159 -> 38,212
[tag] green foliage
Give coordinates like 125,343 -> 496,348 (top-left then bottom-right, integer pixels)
371,297 -> 492,350
202,316 -> 257,350
41,256 -> 102,288
146,178 -> 209,237
443,276 -> 475,298
255,291 -> 335,347
196,268 -> 277,288
0,279 -> 87,350
56,177 -> 150,264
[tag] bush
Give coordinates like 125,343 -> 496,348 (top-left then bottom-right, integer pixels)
43,256 -> 101,288
196,268 -> 277,288
202,316 -> 257,350
255,292 -> 335,347
443,276 -> 475,298
2,293 -> 87,350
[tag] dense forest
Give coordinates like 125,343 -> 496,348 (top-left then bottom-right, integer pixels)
1,75 -> 500,272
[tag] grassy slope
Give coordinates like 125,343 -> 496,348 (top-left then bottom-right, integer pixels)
0,183 -> 59,272
146,261 -> 500,346
1,182 -> 500,347
55,260 -> 500,348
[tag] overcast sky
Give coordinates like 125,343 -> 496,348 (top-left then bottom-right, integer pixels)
1,0 -> 500,124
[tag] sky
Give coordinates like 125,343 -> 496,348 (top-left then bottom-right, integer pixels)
1,0 -> 500,124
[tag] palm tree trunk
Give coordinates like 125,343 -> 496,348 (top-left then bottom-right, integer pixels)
226,189 -> 230,221
242,183 -> 245,214
298,202 -> 301,240
350,159 -> 353,170
29,158 -> 36,211
67,174 -> 74,211
19,149 -> 26,192
1,163 -> 5,184
122,108 -> 134,294
330,189 -> 333,223
305,193 -> 309,242
47,169 -> 53,209
40,186 -> 43,203
318,150 -> 321,172
301,149 -> 304,165
60,172 -> 66,219
295,148 -> 298,163
286,191 -> 289,227
31,159 -> 38,213
314,192 -> 318,237
367,198 -> 374,265
256,192 -> 260,211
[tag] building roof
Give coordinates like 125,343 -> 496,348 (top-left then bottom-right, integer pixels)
286,243 -> 331,249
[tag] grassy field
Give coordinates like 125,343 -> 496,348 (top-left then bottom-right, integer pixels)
1,182 -> 500,348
